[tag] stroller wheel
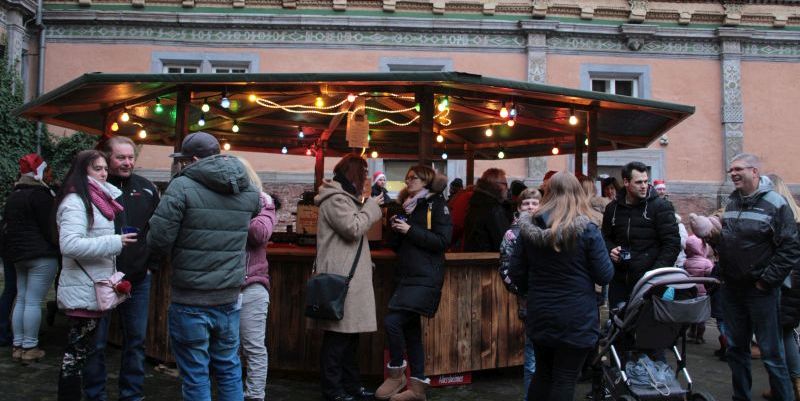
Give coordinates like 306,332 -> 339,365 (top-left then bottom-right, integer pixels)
690,390 -> 716,401
616,395 -> 636,401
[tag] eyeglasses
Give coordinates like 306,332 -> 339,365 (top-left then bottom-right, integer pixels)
727,166 -> 754,174
405,175 -> 421,182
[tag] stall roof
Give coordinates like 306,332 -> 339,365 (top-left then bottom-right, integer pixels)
17,71 -> 694,160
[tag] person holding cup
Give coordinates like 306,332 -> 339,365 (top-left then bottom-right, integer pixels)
375,165 -> 451,401
55,150 -> 138,400
601,161 -> 680,309
83,136 -> 161,401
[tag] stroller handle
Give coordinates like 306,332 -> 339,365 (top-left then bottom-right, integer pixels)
641,276 -> 720,298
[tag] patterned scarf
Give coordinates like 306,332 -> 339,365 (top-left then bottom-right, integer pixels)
88,179 -> 124,221
402,188 -> 429,215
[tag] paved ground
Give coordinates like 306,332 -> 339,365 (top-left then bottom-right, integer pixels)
0,304 -> 771,401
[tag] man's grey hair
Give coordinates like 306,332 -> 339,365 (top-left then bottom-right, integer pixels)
730,153 -> 762,171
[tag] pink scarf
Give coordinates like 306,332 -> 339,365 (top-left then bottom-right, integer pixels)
402,189 -> 429,215
88,180 -> 123,221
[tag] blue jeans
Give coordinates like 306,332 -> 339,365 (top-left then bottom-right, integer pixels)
168,301 -> 243,401
12,257 -> 58,348
783,327 -> 800,379
523,335 -> 536,401
0,257 -> 17,345
722,283 -> 793,401
84,274 -> 151,401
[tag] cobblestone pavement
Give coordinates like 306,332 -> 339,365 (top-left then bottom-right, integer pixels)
0,309 -> 770,401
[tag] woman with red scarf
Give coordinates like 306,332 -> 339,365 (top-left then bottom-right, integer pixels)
54,150 -> 137,400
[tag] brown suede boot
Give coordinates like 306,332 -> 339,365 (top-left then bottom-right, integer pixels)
793,377 -> 800,401
375,361 -> 407,400
389,377 -> 429,401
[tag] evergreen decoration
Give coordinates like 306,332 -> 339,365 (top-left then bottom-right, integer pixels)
0,43 -> 97,206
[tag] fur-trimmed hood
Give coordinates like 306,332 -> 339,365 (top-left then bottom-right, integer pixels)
517,212 -> 592,249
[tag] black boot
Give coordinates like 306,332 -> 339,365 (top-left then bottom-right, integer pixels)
347,386 -> 375,400
57,374 -> 82,401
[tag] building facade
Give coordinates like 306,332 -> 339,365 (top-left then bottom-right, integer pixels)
2,0 -> 800,222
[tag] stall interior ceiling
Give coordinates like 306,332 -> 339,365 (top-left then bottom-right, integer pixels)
16,72 -> 694,160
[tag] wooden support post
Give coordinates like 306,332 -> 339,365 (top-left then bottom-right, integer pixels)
466,149 -> 475,186
314,141 -> 326,192
574,123 -> 584,175
416,87 -> 434,165
174,88 -> 191,150
588,109 -> 599,179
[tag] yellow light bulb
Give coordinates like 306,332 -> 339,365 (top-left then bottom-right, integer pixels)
569,115 -> 578,126
110,122 -> 119,132
223,143 -> 231,151
499,107 -> 509,118
347,94 -> 357,103
370,150 -> 378,159
436,134 -> 444,143
498,150 -> 505,159
507,119 -> 515,127
484,127 -> 493,137
437,102 -> 447,112
248,94 -> 257,103
201,102 -> 210,113
584,138 -> 589,146
232,123 -> 240,133
552,146 -> 560,155
120,112 -> 130,122
137,129 -> 147,139
315,96 -> 325,108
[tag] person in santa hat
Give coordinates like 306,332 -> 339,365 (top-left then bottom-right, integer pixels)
2,154 -> 59,363
371,171 -> 393,203
653,179 -> 668,199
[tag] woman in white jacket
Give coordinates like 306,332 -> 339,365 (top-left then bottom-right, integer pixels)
54,150 -> 137,401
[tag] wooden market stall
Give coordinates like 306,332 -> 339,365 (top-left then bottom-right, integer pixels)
16,71 -> 694,376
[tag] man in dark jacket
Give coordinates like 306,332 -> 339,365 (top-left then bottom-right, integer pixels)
83,136 -> 160,401
712,153 -> 800,401
148,132 -> 260,401
601,161 -> 680,307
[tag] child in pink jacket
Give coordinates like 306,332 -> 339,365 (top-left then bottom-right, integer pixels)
684,235 -> 714,343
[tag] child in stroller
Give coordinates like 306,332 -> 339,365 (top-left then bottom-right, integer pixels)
591,267 -> 719,401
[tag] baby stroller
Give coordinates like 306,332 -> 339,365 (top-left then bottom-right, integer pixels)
591,267 -> 719,401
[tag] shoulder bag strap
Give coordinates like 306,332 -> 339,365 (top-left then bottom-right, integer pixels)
345,237 -> 365,282
73,258 -> 95,283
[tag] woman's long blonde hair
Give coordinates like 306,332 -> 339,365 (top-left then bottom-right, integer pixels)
239,157 -> 263,191
534,171 -> 596,251
767,173 -> 800,224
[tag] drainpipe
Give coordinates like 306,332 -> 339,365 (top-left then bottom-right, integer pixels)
35,0 -> 45,154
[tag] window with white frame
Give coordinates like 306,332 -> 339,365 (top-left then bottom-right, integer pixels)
152,52 -> 259,74
163,65 -> 200,74
212,66 -> 248,74
591,78 -> 637,97
580,64 -> 651,99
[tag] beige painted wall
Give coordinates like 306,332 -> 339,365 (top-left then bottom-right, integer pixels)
546,54 -> 724,182
741,61 -> 800,183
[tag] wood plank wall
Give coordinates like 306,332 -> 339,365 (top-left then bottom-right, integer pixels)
109,249 -> 525,376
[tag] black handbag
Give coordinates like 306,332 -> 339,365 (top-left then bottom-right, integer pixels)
304,237 -> 364,320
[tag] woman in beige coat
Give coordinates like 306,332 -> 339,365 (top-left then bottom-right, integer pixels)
311,154 -> 383,401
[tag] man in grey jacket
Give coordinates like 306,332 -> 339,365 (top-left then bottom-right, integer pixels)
148,132 -> 260,401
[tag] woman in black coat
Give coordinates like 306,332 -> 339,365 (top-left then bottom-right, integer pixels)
509,172 -> 613,401
374,165 -> 452,401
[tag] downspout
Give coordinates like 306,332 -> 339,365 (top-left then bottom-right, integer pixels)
35,0 -> 45,154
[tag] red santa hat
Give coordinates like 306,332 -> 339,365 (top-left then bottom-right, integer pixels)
653,179 -> 666,190
372,171 -> 386,185
19,153 -> 47,181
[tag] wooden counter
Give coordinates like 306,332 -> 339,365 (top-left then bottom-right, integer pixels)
110,244 -> 525,377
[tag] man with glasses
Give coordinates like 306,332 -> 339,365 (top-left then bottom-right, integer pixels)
710,153 -> 800,401
601,161 -> 680,307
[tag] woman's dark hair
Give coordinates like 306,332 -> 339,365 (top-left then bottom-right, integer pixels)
333,154 -> 368,197
475,168 -> 507,199
55,150 -> 108,229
